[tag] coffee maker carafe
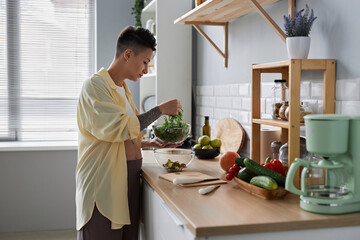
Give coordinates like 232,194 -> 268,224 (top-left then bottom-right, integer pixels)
285,114 -> 360,214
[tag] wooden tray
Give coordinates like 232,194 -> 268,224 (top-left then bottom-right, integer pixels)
233,177 -> 288,200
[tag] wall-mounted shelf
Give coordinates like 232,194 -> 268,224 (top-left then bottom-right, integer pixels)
142,0 -> 156,13
174,0 -> 295,67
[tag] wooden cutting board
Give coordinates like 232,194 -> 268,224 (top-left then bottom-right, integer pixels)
159,171 -> 227,187
213,118 -> 245,153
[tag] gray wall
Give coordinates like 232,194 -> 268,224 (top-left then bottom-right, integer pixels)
196,0 -> 360,85
97,0 -> 140,109
0,0 -> 135,233
0,151 -> 77,232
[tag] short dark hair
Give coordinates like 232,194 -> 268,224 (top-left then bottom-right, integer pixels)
115,26 -> 156,58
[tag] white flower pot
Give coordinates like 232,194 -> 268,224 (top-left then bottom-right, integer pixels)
286,36 -> 311,59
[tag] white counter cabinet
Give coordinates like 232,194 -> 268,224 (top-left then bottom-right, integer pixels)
142,180 -> 195,240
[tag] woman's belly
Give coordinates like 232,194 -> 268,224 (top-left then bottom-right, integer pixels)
124,139 -> 142,160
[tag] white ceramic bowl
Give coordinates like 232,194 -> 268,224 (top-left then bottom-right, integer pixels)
154,148 -> 195,172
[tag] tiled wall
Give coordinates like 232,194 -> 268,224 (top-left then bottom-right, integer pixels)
195,78 -> 360,156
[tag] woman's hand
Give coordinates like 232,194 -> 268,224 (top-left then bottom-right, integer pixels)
158,99 -> 182,116
142,138 -> 183,149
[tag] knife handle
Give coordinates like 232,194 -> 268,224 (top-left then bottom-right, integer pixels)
198,185 -> 220,195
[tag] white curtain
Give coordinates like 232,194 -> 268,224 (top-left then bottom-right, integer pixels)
0,0 -> 96,141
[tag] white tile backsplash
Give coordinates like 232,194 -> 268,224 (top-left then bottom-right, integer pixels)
310,82 -> 324,99
242,98 -> 252,111
239,83 -> 250,96
261,82 -> 273,98
197,85 -> 214,96
232,97 -> 242,109
214,108 -> 230,120
216,97 -> 232,108
341,101 -> 360,115
301,82 -> 311,98
229,84 -> 239,96
336,79 -> 360,101
214,85 -> 230,96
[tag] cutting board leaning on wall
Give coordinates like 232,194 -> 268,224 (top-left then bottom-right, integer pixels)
213,118 -> 245,154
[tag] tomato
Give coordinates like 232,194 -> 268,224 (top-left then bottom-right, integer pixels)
232,163 -> 240,172
226,173 -> 234,181
229,167 -> 237,176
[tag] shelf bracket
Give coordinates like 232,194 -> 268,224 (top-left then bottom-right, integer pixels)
192,22 -> 228,68
246,0 -> 288,42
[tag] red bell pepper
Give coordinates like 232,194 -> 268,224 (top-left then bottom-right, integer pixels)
263,159 -> 286,176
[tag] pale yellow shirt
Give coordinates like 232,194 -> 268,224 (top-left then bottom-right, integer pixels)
76,68 -> 142,230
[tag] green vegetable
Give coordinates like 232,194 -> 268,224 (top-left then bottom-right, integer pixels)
265,156 -> 272,163
237,167 -> 255,182
250,176 -> 278,190
235,157 -> 246,167
244,158 -> 286,186
153,109 -> 190,143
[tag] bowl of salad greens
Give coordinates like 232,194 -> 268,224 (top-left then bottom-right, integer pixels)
154,148 -> 195,172
152,109 -> 191,144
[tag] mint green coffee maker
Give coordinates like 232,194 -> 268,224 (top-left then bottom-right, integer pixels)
286,114 -> 360,214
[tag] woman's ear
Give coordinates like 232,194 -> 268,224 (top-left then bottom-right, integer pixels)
123,49 -> 132,62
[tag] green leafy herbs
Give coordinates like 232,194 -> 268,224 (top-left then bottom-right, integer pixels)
131,0 -> 144,27
153,109 -> 190,143
164,108 -> 186,129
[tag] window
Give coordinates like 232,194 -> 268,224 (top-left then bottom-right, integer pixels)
0,0 -> 95,142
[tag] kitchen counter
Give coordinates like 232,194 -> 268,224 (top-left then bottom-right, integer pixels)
141,153 -> 360,238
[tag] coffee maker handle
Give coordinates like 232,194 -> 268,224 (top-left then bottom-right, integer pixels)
285,158 -> 309,196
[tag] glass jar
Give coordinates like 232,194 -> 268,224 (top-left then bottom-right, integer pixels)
271,79 -> 289,119
300,101 -> 312,123
279,101 -> 289,121
279,137 -> 308,165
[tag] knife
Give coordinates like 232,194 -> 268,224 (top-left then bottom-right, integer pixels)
198,185 -> 221,195
172,177 -> 219,185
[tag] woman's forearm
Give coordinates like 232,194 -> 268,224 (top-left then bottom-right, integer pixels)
137,106 -> 162,131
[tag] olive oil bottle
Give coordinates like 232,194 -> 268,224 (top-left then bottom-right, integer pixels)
202,116 -> 211,138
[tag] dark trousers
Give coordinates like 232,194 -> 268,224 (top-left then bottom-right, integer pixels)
77,159 -> 142,240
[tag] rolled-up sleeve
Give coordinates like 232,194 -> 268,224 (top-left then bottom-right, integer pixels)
78,77 -> 140,142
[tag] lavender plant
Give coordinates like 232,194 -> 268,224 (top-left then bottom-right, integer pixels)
284,4 -> 317,37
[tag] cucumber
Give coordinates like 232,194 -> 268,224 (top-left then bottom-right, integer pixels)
237,167 -> 255,182
235,157 -> 246,167
250,176 -> 278,190
244,158 -> 286,186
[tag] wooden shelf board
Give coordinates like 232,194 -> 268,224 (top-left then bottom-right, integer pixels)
174,0 -> 280,24
142,0 -> 156,13
253,59 -> 336,70
252,60 -> 290,69
252,118 -> 305,128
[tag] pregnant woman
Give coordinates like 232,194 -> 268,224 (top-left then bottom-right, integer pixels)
76,26 -> 182,240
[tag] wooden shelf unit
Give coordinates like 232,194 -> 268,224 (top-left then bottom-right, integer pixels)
251,59 -> 336,187
174,0 -> 295,67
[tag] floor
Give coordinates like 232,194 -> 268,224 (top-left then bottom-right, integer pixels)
0,230 -> 76,240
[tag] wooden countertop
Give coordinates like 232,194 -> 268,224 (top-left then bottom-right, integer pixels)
142,155 -> 360,237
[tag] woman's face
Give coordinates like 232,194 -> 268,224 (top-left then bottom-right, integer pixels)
127,47 -> 153,81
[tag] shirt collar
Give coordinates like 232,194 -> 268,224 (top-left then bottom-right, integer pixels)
97,67 -> 117,90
